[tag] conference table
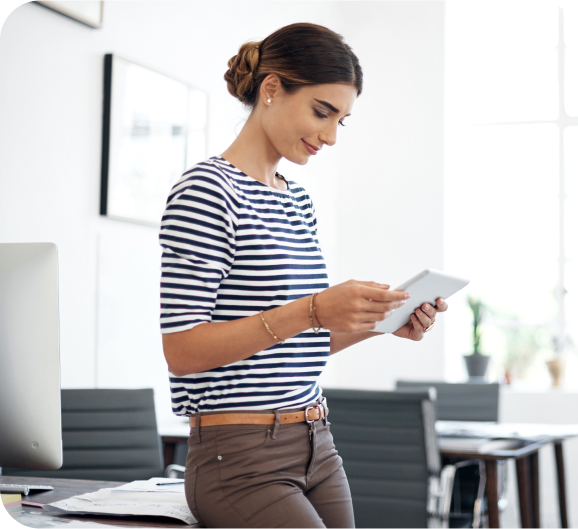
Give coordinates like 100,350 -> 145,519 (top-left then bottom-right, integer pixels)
159,419 -> 578,529
0,475 -> 199,527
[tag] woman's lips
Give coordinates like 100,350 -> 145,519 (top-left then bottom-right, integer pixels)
302,139 -> 319,155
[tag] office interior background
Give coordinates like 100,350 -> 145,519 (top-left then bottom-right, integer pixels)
0,0 -> 577,526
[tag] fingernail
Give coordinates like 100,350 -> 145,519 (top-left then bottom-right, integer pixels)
404,293 -> 410,299
401,300 -> 406,305
423,304 -> 430,310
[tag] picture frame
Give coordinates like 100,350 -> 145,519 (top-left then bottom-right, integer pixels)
36,1 -> 104,29
100,54 -> 208,226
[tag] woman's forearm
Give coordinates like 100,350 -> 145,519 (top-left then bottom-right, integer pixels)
330,331 -> 381,355
162,295 -> 311,375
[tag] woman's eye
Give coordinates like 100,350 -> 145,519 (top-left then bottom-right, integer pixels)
338,121 -> 346,127
314,109 -> 328,119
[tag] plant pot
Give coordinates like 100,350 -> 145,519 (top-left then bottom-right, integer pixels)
546,357 -> 565,387
464,353 -> 490,380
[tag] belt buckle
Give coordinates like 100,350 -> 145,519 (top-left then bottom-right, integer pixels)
305,405 -> 316,424
305,404 -> 324,424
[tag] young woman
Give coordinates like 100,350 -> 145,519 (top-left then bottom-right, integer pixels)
159,22 -> 448,528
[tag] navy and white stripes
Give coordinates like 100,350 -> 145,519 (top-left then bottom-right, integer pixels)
159,156 -> 330,415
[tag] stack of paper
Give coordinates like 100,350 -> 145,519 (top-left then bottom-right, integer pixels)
43,478 -> 196,525
438,437 -> 523,453
2,493 -> 22,513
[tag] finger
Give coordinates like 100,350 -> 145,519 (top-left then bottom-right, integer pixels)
359,285 -> 409,302
356,281 -> 390,290
420,303 -> 437,321
360,299 -> 406,313
435,297 -> 448,312
358,310 -> 394,322
410,313 -> 425,338
414,307 -> 433,328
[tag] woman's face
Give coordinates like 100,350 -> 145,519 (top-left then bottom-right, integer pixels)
261,80 -> 357,165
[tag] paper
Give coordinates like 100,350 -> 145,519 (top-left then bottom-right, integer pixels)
43,479 -> 196,525
436,421 -> 578,441
113,477 -> 184,493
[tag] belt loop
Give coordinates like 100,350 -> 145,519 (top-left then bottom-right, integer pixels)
192,411 -> 202,444
271,410 -> 281,440
321,397 -> 328,425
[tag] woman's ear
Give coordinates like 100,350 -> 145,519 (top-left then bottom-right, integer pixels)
260,73 -> 282,105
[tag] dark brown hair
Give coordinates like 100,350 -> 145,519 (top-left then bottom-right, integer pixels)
224,23 -> 363,108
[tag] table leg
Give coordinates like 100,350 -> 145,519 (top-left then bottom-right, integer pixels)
529,451 -> 540,528
516,456 -> 534,528
554,442 -> 569,528
162,440 -> 177,470
486,460 -> 500,528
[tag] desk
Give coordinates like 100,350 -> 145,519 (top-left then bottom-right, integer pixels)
0,476 -> 197,528
437,421 -> 578,529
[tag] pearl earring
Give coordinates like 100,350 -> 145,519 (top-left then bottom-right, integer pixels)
267,98 -> 272,103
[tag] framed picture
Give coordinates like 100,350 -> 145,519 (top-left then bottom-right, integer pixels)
36,1 -> 104,28
100,54 -> 208,226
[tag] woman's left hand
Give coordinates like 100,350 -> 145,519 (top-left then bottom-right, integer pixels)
392,297 -> 448,341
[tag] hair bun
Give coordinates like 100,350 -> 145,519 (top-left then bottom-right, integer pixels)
224,41 -> 261,104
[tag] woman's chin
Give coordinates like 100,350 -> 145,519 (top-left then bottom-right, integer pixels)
283,152 -> 310,166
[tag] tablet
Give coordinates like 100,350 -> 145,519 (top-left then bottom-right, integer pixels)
373,269 -> 470,334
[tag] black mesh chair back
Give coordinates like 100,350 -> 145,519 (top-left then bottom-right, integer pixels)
5,388 -> 164,482
323,388 -> 440,528
396,381 -> 499,422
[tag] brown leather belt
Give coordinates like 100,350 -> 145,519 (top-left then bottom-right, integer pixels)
189,400 -> 328,428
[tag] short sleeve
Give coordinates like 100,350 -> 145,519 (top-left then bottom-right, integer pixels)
159,166 -> 238,334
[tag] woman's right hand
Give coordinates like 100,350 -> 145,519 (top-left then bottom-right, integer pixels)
314,280 -> 409,333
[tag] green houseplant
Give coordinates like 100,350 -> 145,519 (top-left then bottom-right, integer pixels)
464,296 -> 491,379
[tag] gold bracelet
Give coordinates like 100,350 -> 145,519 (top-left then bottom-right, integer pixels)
259,311 -> 284,344
312,293 -> 325,330
309,293 -> 323,334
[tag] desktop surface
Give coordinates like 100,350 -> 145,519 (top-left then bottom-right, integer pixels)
0,476 -> 198,528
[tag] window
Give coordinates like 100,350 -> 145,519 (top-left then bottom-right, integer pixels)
444,1 -> 578,386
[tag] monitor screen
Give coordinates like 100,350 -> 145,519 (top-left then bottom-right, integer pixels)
0,243 -> 62,470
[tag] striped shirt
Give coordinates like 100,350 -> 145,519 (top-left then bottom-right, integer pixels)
159,156 -> 330,415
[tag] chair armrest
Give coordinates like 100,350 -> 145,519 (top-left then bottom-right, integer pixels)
164,464 -> 186,478
428,465 -> 456,528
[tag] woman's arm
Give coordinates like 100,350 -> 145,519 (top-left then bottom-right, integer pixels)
163,280 -> 408,375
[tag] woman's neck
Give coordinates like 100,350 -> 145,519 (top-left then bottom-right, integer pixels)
220,116 -> 286,190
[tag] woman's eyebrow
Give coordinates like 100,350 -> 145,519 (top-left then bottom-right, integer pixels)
313,99 -> 351,117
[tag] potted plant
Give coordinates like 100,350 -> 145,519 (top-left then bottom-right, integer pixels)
464,295 -> 491,379
546,335 -> 566,387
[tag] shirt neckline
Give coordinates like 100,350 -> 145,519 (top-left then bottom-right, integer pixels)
213,156 -> 291,195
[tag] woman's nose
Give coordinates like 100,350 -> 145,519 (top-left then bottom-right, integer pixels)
319,124 -> 338,147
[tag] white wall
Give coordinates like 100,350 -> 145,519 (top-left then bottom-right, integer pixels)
0,1 -> 445,425
320,1 -> 446,390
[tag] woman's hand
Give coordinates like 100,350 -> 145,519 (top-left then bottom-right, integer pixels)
315,280 -> 409,333
392,297 -> 449,341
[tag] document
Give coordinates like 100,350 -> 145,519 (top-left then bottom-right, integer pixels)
43,478 -> 196,525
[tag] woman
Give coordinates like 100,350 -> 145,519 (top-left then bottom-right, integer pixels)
159,22 -> 447,528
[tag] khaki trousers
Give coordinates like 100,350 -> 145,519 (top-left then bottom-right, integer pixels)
184,407 -> 355,528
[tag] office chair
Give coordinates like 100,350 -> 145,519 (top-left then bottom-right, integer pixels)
395,381 -> 499,422
5,388 -> 164,482
396,380 -> 504,527
322,388 -> 485,528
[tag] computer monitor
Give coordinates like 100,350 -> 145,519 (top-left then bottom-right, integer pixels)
0,243 -> 62,471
